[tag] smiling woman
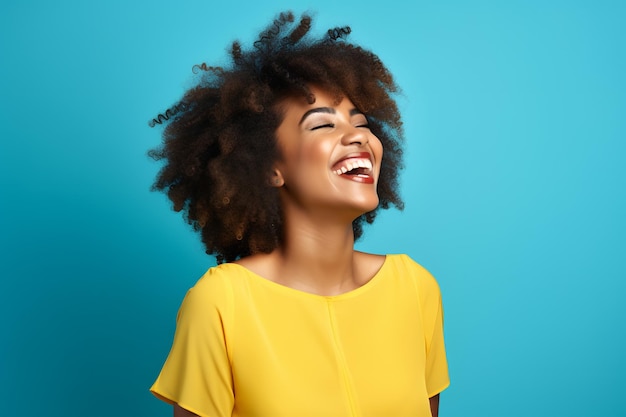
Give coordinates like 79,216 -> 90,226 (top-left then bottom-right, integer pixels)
149,11 -> 449,417
273,87 -> 383,222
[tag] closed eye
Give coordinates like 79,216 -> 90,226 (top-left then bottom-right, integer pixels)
353,114 -> 370,129
310,123 -> 335,131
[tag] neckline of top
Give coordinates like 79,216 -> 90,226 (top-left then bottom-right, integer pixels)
222,254 -> 393,301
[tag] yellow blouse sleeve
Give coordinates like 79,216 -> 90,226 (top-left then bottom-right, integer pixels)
150,270 -> 234,417
424,289 -> 449,396
406,255 -> 450,397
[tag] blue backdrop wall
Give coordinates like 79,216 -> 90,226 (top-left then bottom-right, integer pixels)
1,0 -> 624,416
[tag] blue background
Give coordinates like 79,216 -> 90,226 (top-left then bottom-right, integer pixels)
1,0 -> 624,416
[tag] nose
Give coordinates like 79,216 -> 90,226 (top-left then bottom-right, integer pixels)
341,125 -> 369,147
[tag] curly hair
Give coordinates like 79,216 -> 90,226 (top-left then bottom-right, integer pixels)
149,11 -> 405,263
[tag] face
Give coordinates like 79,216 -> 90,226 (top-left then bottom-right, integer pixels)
273,87 -> 384,220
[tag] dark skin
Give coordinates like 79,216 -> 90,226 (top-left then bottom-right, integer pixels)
430,393 -> 440,417
171,91 -> 443,417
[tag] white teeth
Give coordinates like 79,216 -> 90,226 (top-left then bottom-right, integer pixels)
333,158 -> 373,175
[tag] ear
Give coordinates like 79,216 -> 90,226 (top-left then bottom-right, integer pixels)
270,169 -> 284,187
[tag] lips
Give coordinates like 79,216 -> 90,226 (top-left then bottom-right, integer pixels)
331,152 -> 375,184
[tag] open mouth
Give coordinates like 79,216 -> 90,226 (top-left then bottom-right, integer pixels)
331,154 -> 375,184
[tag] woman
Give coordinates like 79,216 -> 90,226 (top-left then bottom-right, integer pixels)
150,11 -> 449,417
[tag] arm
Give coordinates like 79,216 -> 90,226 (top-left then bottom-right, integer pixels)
152,275 -> 235,417
174,404 -> 199,417
429,394 -> 440,417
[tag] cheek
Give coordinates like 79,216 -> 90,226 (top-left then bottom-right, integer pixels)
278,141 -> 334,182
299,139 -> 335,167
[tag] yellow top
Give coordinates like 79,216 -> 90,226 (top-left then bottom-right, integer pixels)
151,254 -> 449,417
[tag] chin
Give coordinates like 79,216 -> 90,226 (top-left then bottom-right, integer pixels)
350,197 -> 380,217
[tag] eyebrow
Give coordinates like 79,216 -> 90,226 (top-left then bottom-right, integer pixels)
298,107 -> 364,125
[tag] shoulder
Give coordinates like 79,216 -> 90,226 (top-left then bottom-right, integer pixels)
177,263 -> 247,319
381,255 -> 445,329
353,251 -> 387,286
189,263 -> 233,295
232,252 -> 278,282
383,254 -> 442,297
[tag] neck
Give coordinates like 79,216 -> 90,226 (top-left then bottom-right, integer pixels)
274,210 -> 360,296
